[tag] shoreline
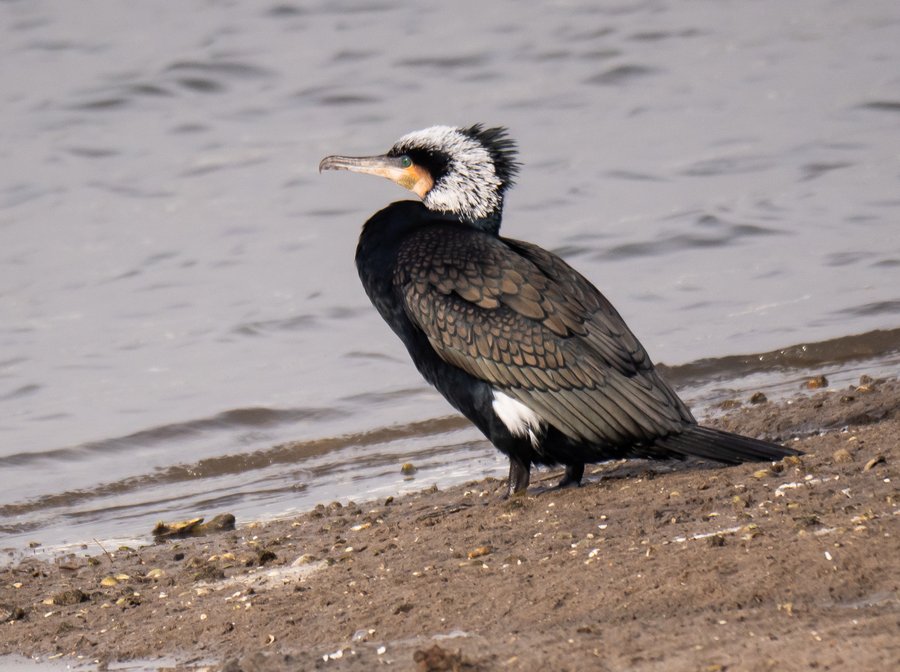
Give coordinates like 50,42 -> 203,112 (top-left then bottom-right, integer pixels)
1,377 -> 898,671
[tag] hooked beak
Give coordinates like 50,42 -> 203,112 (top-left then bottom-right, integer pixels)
318,154 -> 434,199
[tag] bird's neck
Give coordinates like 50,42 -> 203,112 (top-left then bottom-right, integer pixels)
356,201 -> 431,302
464,206 -> 503,235
354,202 -> 442,356
355,200 -> 500,309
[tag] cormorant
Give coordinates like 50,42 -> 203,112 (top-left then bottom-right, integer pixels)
319,124 -> 799,496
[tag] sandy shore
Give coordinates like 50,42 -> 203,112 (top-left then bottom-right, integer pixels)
2,376 -> 898,671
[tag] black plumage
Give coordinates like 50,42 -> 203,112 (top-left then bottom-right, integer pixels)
320,124 -> 799,496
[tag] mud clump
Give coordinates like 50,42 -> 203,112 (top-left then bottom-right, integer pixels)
414,644 -> 479,672
152,513 -> 236,540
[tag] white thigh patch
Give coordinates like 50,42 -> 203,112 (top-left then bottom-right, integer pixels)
491,390 -> 545,448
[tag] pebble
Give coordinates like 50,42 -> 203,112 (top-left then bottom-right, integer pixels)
255,550 -> 277,565
0,605 -> 26,622
863,456 -> 886,471
805,375 -> 828,389
413,644 -> 467,671
832,448 -> 853,464
467,545 -> 493,559
51,589 -> 87,606
749,392 -> 768,404
351,628 -> 374,643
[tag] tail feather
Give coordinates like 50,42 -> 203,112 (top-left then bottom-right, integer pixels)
655,425 -> 801,464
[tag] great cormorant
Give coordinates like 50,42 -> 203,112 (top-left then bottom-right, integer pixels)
319,124 -> 799,496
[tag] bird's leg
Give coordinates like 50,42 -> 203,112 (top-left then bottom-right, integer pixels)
557,462 -> 584,489
506,457 -> 531,497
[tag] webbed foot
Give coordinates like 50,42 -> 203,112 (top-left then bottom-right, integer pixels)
556,462 -> 584,489
505,458 -> 531,498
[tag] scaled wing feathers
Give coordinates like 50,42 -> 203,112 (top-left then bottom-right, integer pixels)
394,226 -> 693,446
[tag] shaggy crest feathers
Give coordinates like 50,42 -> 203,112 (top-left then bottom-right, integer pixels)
390,124 -> 519,223
459,124 -> 520,190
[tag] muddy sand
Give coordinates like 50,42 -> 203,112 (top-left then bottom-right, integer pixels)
2,376 -> 898,671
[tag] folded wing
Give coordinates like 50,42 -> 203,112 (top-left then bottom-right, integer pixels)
394,226 -> 694,448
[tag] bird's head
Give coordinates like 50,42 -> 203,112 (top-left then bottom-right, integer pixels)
319,124 -> 519,231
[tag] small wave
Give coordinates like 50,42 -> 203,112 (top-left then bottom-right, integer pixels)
396,54 -> 488,69
679,154 -> 775,177
318,94 -> 379,106
330,50 -> 376,63
585,64 -> 656,86
579,48 -> 621,62
659,327 -> 900,387
65,59 -> 271,112
344,350 -> 403,362
594,217 -> 781,261
68,96 -> 129,111
825,251 -> 868,267
325,306 -> 370,320
88,181 -> 174,199
174,77 -> 225,94
561,27 -> 615,42
0,406 -> 339,470
314,1 -> 395,16
164,60 -> 274,80
858,100 -> 900,113
232,314 -> 317,336
0,414 -> 466,519
64,147 -> 119,159
0,384 -> 41,402
266,4 -> 307,17
530,50 -> 573,63
341,386 -> 437,406
293,85 -> 380,107
834,300 -> 900,318
0,356 -> 28,371
801,161 -> 852,181
605,170 -> 664,182
629,29 -> 704,42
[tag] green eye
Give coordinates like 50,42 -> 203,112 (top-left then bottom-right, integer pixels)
400,155 -> 412,168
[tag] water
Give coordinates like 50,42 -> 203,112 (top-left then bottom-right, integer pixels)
2,0 -> 899,557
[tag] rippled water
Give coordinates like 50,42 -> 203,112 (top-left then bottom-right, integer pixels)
2,0 -> 899,556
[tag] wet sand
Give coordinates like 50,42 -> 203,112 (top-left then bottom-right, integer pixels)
2,377 -> 898,671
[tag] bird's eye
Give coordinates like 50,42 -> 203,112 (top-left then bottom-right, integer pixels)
400,155 -> 412,168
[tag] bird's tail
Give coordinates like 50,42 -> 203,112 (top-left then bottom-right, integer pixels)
654,425 -> 801,464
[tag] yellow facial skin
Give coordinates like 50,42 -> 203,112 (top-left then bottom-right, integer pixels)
319,154 -> 434,199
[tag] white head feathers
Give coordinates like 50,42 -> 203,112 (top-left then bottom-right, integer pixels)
391,125 -> 505,222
